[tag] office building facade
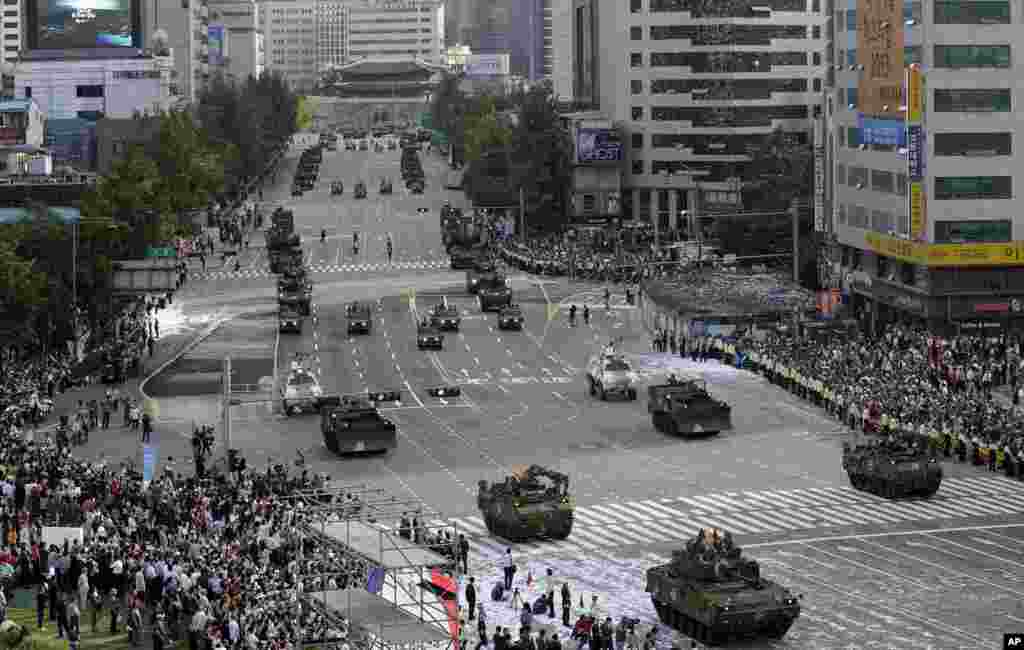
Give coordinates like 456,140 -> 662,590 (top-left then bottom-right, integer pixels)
577,0 -> 826,237
208,0 -> 264,82
829,0 -> 1024,329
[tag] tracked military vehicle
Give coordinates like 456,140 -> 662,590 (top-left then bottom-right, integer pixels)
646,528 -> 802,646
648,378 -> 732,437
346,301 -> 372,335
278,271 -> 312,316
842,439 -> 942,498
266,208 -> 301,273
477,273 -> 512,312
477,465 -> 574,542
354,182 -> 367,199
321,396 -> 397,455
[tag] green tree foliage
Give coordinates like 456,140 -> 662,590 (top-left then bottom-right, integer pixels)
462,96 -> 512,163
0,235 -> 48,345
507,82 -> 573,231
295,95 -> 317,131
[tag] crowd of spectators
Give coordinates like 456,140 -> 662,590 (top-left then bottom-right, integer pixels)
710,324 -> 1024,471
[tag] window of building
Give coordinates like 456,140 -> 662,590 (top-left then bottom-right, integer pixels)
632,106 -> 644,120
838,127 -> 846,147
813,78 -> 822,91
813,0 -> 820,10
836,164 -> 846,185
871,209 -> 893,232
897,173 -> 908,195
838,203 -> 846,224
631,80 -> 643,94
846,9 -> 856,29
2,21 -> 15,28
847,166 -> 868,188
934,132 -> 1012,156
632,133 -> 643,149
904,46 -> 922,64
2,0 -> 16,6
23,86 -> 29,98
3,10 -> 15,15
847,50 -> 857,66
934,176 -> 1012,200
630,26 -> 642,40
848,204 -> 869,228
935,220 -> 1012,243
934,0 -> 1010,24
75,84 -> 102,98
650,105 -> 807,124
632,160 -> 645,174
812,25 -> 821,39
847,126 -> 861,146
934,88 -> 1011,112
630,0 -> 643,12
871,170 -> 895,193
934,45 -> 1011,68
846,87 -> 857,108
630,52 -> 642,67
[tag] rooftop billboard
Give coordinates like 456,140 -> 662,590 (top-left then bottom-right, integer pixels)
464,54 -> 510,78
28,0 -> 141,50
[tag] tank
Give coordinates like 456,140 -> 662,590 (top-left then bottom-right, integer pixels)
477,273 -> 512,312
648,378 -> 732,437
478,465 -> 574,542
842,439 -> 942,498
646,529 -> 802,646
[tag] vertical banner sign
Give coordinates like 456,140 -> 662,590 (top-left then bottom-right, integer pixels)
208,25 -> 225,65
857,0 -> 904,118
907,126 -> 925,179
905,64 -> 924,122
909,182 -> 925,239
813,118 -> 826,232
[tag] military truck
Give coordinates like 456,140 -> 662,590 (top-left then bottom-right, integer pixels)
477,273 -> 512,312
416,320 -> 443,349
278,276 -> 312,316
321,397 -> 397,455
346,301 -> 373,335
646,528 -> 802,645
354,181 -> 367,199
497,305 -> 524,330
648,378 -> 732,437
842,439 -> 943,498
379,178 -> 393,194
266,209 -> 302,273
466,258 -> 497,292
477,465 -> 574,542
279,306 -> 303,334
586,352 -> 638,401
429,303 -> 461,331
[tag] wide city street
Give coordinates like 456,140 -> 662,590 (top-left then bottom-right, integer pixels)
143,143 -> 1024,649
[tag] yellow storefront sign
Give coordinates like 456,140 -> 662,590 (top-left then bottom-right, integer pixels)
905,64 -> 923,122
909,182 -> 925,239
865,232 -> 1024,266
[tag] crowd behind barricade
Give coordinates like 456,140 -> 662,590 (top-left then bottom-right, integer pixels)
701,324 -> 1024,475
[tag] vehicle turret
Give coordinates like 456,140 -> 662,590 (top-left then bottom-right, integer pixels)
842,437 -> 942,498
648,379 -> 732,437
477,465 -> 574,542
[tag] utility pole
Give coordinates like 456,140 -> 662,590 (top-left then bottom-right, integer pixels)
519,185 -> 526,240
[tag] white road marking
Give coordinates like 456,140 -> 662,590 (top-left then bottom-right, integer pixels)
473,357 -> 480,365
552,391 -> 567,401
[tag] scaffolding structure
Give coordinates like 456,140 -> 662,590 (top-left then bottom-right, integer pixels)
285,485 -> 465,650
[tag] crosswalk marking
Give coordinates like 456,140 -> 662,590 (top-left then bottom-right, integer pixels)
453,474 -> 1024,559
192,258 -> 450,281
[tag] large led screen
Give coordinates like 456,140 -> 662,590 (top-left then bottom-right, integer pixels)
33,0 -> 139,49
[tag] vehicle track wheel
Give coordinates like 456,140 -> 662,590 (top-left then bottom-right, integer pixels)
597,384 -> 606,401
282,402 -> 291,416
666,418 -> 678,436
628,389 -> 637,401
588,378 -> 595,397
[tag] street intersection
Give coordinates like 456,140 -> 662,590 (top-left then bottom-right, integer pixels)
142,143 -> 1024,648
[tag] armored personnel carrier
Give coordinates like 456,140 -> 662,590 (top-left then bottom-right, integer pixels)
646,528 -> 802,646
648,377 -> 732,437
321,396 -> 397,455
497,305 -> 524,330
278,274 -> 312,316
279,306 -> 303,334
416,320 -> 443,349
477,273 -> 512,312
429,303 -> 461,331
266,208 -> 301,273
842,439 -> 942,498
466,258 -> 496,292
478,465 -> 574,542
331,181 -> 344,195
346,301 -> 373,335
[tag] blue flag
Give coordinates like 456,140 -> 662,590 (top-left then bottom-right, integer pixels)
366,567 -> 385,594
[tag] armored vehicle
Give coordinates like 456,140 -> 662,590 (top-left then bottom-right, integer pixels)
648,378 -> 732,437
281,355 -> 325,416
477,273 -> 512,312
429,303 -> 461,331
279,307 -> 303,334
497,305 -> 524,330
586,352 -> 638,401
466,258 -> 497,292
346,301 -> 373,335
331,181 -> 344,195
321,397 -> 397,455
266,210 -> 302,273
354,182 -> 367,199
477,465 -> 574,542
409,179 -> 425,194
445,215 -> 483,255
646,528 -> 802,645
278,278 -> 312,316
416,320 -> 443,349
379,178 -> 393,194
842,439 -> 942,498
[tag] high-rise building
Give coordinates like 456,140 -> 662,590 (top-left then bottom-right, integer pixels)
575,0 -> 826,235
1,0 -> 23,68
828,0 -> 1024,329
208,0 -> 264,82
263,0 -> 443,93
